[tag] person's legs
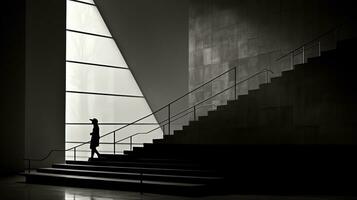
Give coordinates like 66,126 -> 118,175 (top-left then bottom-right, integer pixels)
91,148 -> 94,158
94,148 -> 100,158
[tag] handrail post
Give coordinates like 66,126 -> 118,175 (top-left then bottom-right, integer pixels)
28,160 -> 31,173
193,105 -> 196,121
130,136 -> 133,151
302,46 -> 305,64
318,41 -> 321,56
163,124 -> 166,136
74,147 -> 76,161
291,52 -> 294,69
168,104 -> 171,135
113,131 -> 116,155
265,68 -> 268,83
234,67 -> 237,100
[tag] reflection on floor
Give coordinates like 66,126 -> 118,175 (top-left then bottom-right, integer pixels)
0,176 -> 355,200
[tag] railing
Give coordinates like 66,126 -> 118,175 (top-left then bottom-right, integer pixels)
111,68 -> 274,149
276,23 -> 347,70
65,68 -> 273,160
25,21 -> 350,171
24,64 -> 272,171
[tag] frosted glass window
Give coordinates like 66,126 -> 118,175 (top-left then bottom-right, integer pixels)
66,31 -> 128,67
66,125 -> 161,143
66,62 -> 142,96
66,125 -> 123,143
66,93 -> 157,123
67,0 -> 111,37
65,0 -> 163,159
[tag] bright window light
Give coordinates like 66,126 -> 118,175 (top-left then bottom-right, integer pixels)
66,31 -> 128,67
66,62 -> 142,96
65,0 -> 162,160
67,0 -> 111,36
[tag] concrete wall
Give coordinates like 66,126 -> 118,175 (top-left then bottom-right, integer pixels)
0,1 -> 26,175
95,0 -> 189,129
188,0 -> 356,116
25,0 -> 66,168
0,0 -> 65,173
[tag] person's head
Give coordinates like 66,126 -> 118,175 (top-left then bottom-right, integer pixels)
90,118 -> 98,125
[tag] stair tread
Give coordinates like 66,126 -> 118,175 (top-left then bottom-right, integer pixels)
54,163 -> 214,173
38,167 -> 223,180
90,157 -> 196,162
100,157 -> 197,163
67,160 -> 200,168
136,158 -> 195,162
23,171 -> 206,187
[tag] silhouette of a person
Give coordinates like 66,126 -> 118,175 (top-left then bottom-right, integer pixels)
90,118 -> 100,158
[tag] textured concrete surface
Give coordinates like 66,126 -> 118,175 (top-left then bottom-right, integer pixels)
188,0 -> 355,114
170,38 -> 357,145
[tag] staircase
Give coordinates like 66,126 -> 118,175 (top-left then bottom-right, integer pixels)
23,38 -> 357,196
156,39 -> 357,145
24,154 -> 224,196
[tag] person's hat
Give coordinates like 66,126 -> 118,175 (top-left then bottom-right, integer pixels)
90,118 -> 98,123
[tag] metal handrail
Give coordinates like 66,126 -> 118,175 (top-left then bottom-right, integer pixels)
113,104 -> 216,144
24,65 -> 240,168
113,69 -> 274,148
276,23 -> 345,62
69,65 -> 238,149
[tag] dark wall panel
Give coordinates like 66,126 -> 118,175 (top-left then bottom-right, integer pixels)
95,0 -> 189,125
0,1 -> 26,175
25,0 -> 66,168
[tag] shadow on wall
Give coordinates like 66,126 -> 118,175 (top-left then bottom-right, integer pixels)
95,0 -> 189,135
188,0 -> 357,109
95,0 -> 189,113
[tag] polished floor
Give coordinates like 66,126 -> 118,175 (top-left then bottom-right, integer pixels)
0,176 -> 356,200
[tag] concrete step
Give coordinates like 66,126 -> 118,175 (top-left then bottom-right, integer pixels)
336,38 -> 357,51
66,160 -> 201,170
152,138 -> 164,144
92,155 -> 196,164
306,55 -> 337,66
53,163 -> 218,177
37,167 -> 223,184
23,171 -> 209,196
